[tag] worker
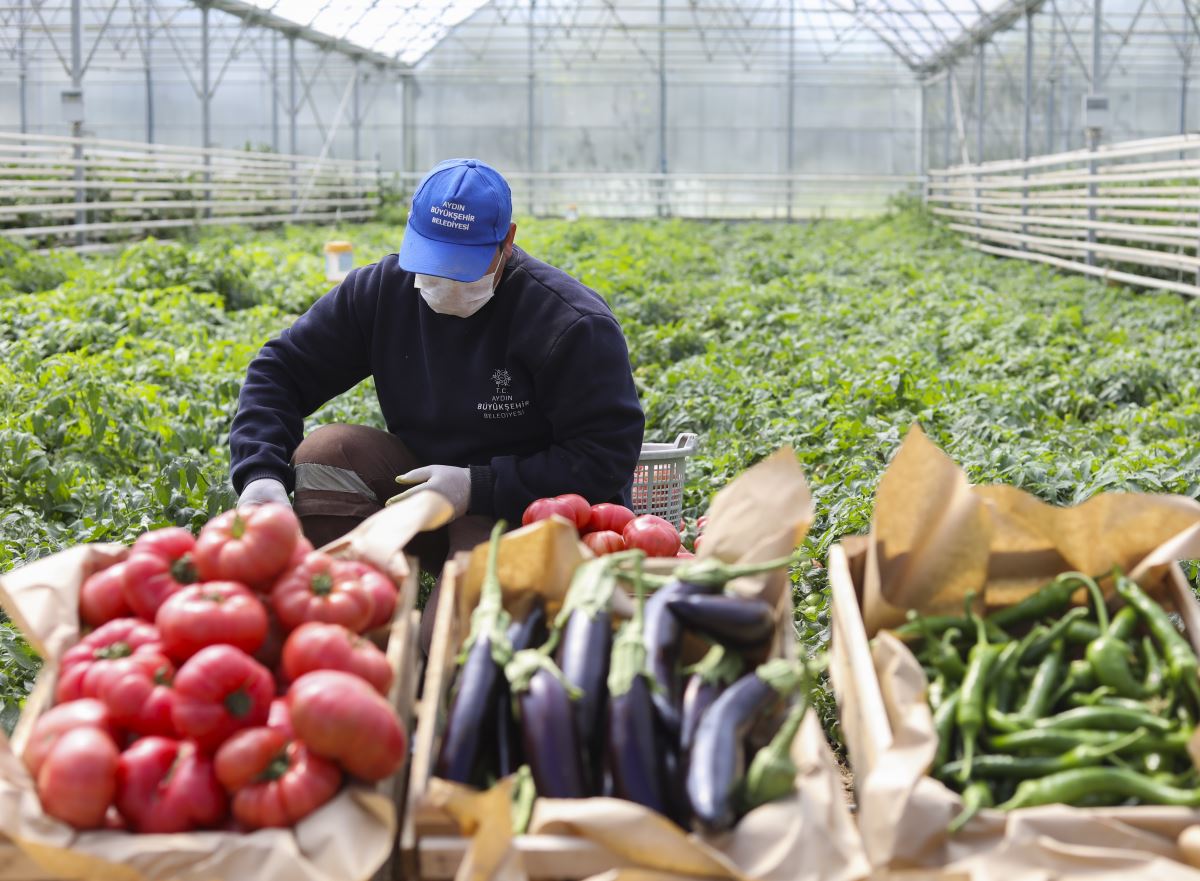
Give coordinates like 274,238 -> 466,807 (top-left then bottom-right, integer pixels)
228,157 -> 645,648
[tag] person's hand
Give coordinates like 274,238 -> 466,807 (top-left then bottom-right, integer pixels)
238,477 -> 290,508
388,465 -> 470,518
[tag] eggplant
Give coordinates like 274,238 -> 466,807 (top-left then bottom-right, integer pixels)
508,651 -> 588,798
436,632 -> 502,784
559,608 -> 613,792
644,578 -> 718,735
496,602 -> 549,778
742,697 -> 808,813
686,659 -> 805,834
667,595 -> 775,649
435,522 -> 512,786
680,645 -> 744,755
607,675 -> 670,814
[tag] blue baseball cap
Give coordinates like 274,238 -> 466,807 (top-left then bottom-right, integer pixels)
398,158 -> 513,282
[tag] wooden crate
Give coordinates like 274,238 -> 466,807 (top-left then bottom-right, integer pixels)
402,557 -> 801,880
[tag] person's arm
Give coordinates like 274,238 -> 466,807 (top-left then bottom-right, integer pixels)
471,314 -> 645,523
229,266 -> 376,494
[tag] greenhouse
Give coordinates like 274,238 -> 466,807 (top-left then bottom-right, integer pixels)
3,0 -> 1200,878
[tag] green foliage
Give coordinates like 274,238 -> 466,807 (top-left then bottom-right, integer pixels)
1,208 -> 1198,736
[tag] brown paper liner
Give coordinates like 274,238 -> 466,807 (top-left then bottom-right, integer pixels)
0,494 -> 448,881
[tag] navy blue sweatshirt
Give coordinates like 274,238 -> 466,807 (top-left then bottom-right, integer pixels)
229,246 -> 646,524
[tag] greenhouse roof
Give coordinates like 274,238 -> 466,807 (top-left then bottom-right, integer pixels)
212,0 -> 1037,72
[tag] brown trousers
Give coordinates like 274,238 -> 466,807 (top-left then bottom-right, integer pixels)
291,423 -> 494,653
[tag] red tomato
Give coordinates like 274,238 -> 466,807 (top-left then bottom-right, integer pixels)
36,727 -> 119,830
622,515 -> 681,557
521,497 -> 576,527
337,560 -> 397,631
582,530 -> 625,556
57,619 -> 168,704
116,737 -> 227,833
553,494 -> 592,531
90,655 -> 178,738
24,699 -> 122,778
156,581 -> 268,662
588,503 -> 636,535
287,670 -> 406,782
79,562 -> 133,627
214,727 -> 342,829
266,698 -> 295,738
270,552 -> 375,634
172,645 -> 274,752
122,527 -> 200,620
282,622 -> 393,696
194,503 -> 300,587
251,535 -> 314,594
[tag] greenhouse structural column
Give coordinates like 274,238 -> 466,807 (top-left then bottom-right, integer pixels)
786,0 -> 795,220
944,65 -> 952,167
1181,0 -> 1191,136
1086,0 -> 1103,266
71,0 -> 84,246
353,62 -> 361,164
289,35 -> 298,215
527,0 -> 536,215
17,0 -> 27,133
271,33 -> 279,153
974,43 -> 984,238
1048,0 -> 1057,153
402,78 -> 417,178
144,1 -> 154,143
1022,9 -> 1033,243
201,3 -> 212,219
658,0 -> 668,218
916,79 -> 926,203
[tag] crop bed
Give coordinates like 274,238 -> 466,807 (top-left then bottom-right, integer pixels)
2,207 -> 1199,730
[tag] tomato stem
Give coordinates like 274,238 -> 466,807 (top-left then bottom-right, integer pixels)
310,572 -> 334,596
230,513 -> 246,540
171,553 -> 199,585
225,688 -> 253,718
94,641 -> 133,660
255,749 -> 292,783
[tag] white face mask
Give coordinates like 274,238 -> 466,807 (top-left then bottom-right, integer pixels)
415,268 -> 498,318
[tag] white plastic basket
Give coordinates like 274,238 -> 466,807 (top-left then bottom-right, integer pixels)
631,432 -> 698,525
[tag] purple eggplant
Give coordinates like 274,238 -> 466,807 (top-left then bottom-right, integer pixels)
644,578 -> 719,736
559,608 -> 612,792
497,602 -> 549,777
607,562 -> 672,817
668,595 -> 775,649
508,651 -> 588,798
686,659 -> 805,834
435,522 -> 513,787
680,644 -> 744,755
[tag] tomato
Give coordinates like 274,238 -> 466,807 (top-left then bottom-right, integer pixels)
24,699 -> 121,778
582,530 -> 625,556
156,581 -> 268,662
621,514 -> 680,557
270,552 -> 376,633
337,560 -> 397,631
194,503 -> 300,587
287,670 -> 406,782
79,562 -> 133,627
57,619 -> 169,704
251,534 -> 313,594
92,655 -> 178,738
521,497 -> 576,527
36,727 -> 119,830
553,494 -> 592,531
588,503 -> 635,535
172,645 -> 274,752
267,698 -> 295,738
122,527 -> 200,620
214,727 -> 342,829
116,737 -> 227,833
282,622 -> 393,696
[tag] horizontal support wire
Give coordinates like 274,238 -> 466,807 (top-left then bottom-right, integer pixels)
929,133 -> 1200,296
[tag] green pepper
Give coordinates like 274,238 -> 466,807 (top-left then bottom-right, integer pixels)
894,614 -> 1006,644
988,727 -> 1192,755
938,727 -> 1146,780
985,571 -> 1091,630
986,626 -> 1051,733
1142,636 -> 1165,695
909,611 -> 967,682
1115,574 -> 1200,712
1064,619 -> 1103,645
1016,639 -> 1065,721
1032,705 -> 1174,733
955,594 -> 1003,781
933,689 -> 961,770
1087,614 -> 1156,701
998,766 -> 1200,811
1049,659 -> 1097,707
948,780 -> 992,835
1024,607 -> 1091,662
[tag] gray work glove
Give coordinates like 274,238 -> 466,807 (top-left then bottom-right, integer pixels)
388,465 -> 471,519
238,477 -> 290,508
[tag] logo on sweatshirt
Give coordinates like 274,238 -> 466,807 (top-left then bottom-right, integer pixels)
478,367 -> 529,420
